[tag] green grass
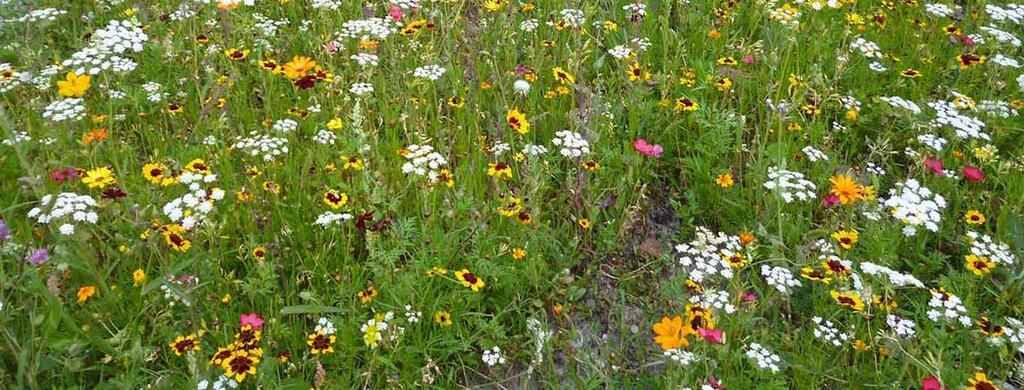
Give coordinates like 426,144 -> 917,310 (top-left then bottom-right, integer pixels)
1,0 -> 1023,388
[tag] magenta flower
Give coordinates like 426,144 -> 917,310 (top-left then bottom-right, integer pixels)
924,156 -> 944,176
389,5 -> 404,22
922,376 -> 947,390
633,139 -> 663,158
742,54 -> 754,64
963,165 -> 985,182
823,193 -> 840,209
241,312 -> 265,329
698,327 -> 724,344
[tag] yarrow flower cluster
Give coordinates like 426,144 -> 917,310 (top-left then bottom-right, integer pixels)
62,20 -> 147,76
401,144 -> 448,181
879,96 -> 922,114
761,265 -> 802,294
811,317 -> 851,347
559,8 -> 586,28
551,131 -> 590,158
965,232 -> 1016,266
350,83 -> 374,96
928,100 -> 989,140
162,172 -> 224,230
745,343 -> 782,373
314,211 -> 353,228
882,179 -> 946,236
925,289 -> 972,327
886,314 -> 917,338
675,227 -> 740,282
338,18 -> 395,40
859,262 -> 925,288
763,167 -> 817,203
42,98 -> 86,122
27,193 -> 99,235
663,348 -> 697,365
232,132 -> 289,161
413,65 -> 446,81
481,346 -> 505,367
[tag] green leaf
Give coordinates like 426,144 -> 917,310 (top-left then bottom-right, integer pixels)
279,305 -> 342,315
1000,212 -> 1024,253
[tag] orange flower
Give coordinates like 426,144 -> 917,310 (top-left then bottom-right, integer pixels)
77,286 -> 97,303
652,316 -> 694,350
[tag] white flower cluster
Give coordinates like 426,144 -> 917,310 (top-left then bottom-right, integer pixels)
663,348 -> 697,365
404,305 -> 422,323
142,82 -> 167,102
882,179 -> 946,236
608,45 -> 634,60
869,62 -> 887,72
314,211 -> 352,228
42,98 -> 86,122
745,343 -> 782,373
338,18 -> 396,40
850,37 -> 882,57
162,172 -> 224,230
769,4 -> 801,26
859,262 -> 925,288
311,0 -> 341,10
986,3 -> 1024,23
763,167 -> 816,203
917,134 -> 947,151
690,290 -> 736,314
413,65 -> 446,81
966,232 -> 1017,265
624,3 -> 648,19
761,265 -> 802,294
313,129 -> 336,145
252,13 -> 288,37
522,144 -> 548,156
272,119 -> 298,133
63,20 -> 147,75
886,314 -> 917,338
802,146 -> 828,162
392,0 -> 421,9
401,144 -> 448,181
867,162 -> 887,176
925,289 -> 971,327
197,375 -> 238,390
978,99 -> 1019,118
980,25 -> 1021,47
3,131 -> 31,145
315,317 -> 336,335
559,8 -> 586,28
928,100 -> 989,141
551,131 -> 590,158
1004,318 -> 1024,354
526,318 -> 552,366
811,317 -> 851,347
482,346 -> 506,367
675,227 -> 739,282
350,82 -> 374,96
28,193 -> 99,235
232,132 -> 289,161
13,8 -> 67,22
924,3 -> 955,17
520,19 -> 540,32
351,53 -> 379,67
879,96 -> 922,115
990,54 -> 1021,68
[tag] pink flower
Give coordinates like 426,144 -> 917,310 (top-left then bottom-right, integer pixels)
741,290 -> 758,303
698,327 -> 724,344
823,193 -> 840,208
708,376 -> 724,390
960,35 -> 976,47
389,4 -> 404,22
922,376 -> 947,390
241,312 -> 265,329
742,54 -> 754,65
924,156 -> 945,176
963,165 -> 985,182
633,139 -> 663,158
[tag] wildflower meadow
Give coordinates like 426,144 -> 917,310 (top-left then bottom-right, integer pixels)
2,0 -> 1024,388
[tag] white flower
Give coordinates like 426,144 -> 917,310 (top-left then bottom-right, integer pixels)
314,212 -> 353,228
802,146 -> 828,162
338,18 -> 395,40
520,19 -> 540,32
811,317 -> 851,347
559,8 -> 586,28
513,79 -> 531,95
232,132 -> 289,161
351,53 -> 379,67
675,227 -> 740,282
860,262 -> 925,288
608,45 -> 635,60
42,98 -> 86,122
882,179 -> 946,236
272,119 -> 298,133
350,83 -> 374,96
886,315 -> 917,338
663,348 -> 697,365
315,317 -> 337,335
551,131 -> 590,158
925,289 -> 971,327
763,167 -> 816,203
313,129 -> 336,145
413,65 -> 446,81
745,343 -> 782,373
482,346 -> 505,367
401,144 -> 448,181
966,231 -> 1017,266
761,265 -> 802,294
879,96 -> 921,114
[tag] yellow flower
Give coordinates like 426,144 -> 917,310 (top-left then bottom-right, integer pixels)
455,269 -> 486,292
77,286 -> 97,303
831,230 -> 859,250
651,316 -> 694,350
434,310 -> 453,327
169,334 -> 201,356
830,290 -> 865,311
967,372 -> 1000,390
281,55 -> 317,79
56,72 -> 90,97
506,107 -> 530,134
829,174 -> 863,205
487,162 -> 512,179
132,269 -> 147,286
578,218 -> 591,229
81,167 -> 117,189
307,331 -> 336,355
327,118 -> 344,130
512,247 -> 527,260
552,67 -> 575,84
221,350 -> 259,382
626,63 -> 650,81
965,254 -> 995,276
965,210 -> 986,226
224,48 -> 250,60
323,190 -> 349,209
715,173 -> 734,188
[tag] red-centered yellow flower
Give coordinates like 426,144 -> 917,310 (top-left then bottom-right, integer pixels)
323,190 -> 349,209
497,196 -> 522,217
965,254 -> 995,276
282,55 -> 317,79
487,162 -> 512,179
831,230 -> 859,250
684,303 -> 715,330
801,267 -> 831,284
307,330 -> 335,355
965,210 -> 986,226
434,169 -> 455,188
161,223 -> 191,252
455,269 -> 485,292
56,72 -> 90,97
830,290 -> 865,311
184,159 -> 212,174
829,174 -> 863,205
506,107 -> 530,134
626,63 -> 650,81
652,316 -> 694,350
221,350 -> 259,382
169,334 -> 201,356
552,67 -> 575,84
224,48 -> 249,60
142,162 -> 178,186
434,310 -> 453,326
675,97 -> 699,112
977,316 -> 1005,337
357,285 -> 378,303
967,372 -> 1000,390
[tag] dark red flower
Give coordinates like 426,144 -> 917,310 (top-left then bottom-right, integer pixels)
963,165 -> 985,182
924,156 -> 944,176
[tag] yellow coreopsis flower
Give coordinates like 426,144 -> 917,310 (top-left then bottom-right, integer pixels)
57,72 -> 90,97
